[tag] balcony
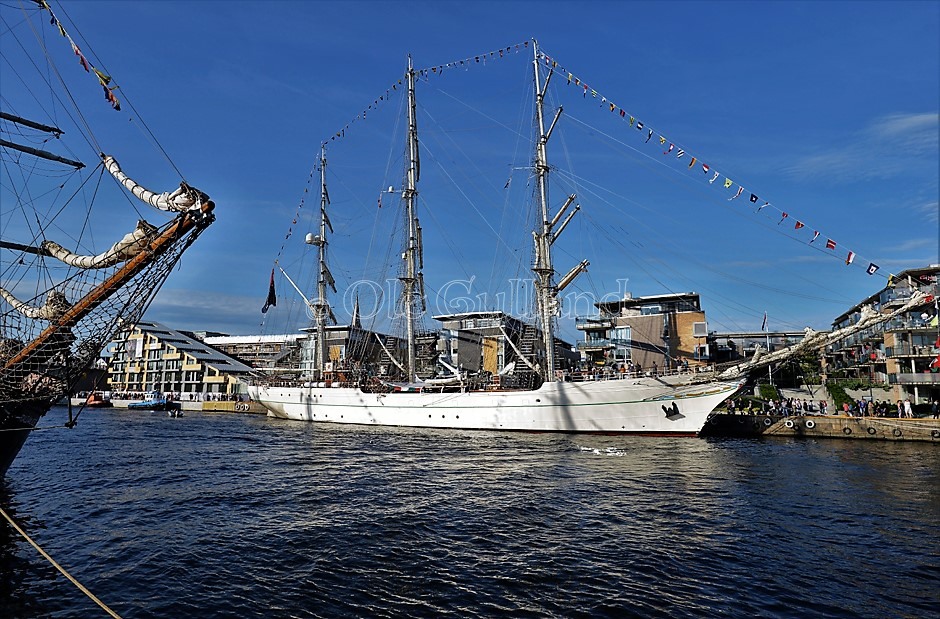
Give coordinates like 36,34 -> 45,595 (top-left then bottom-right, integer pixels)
577,339 -> 614,351
888,373 -> 940,385
884,318 -> 933,332
575,316 -> 614,330
885,344 -> 939,358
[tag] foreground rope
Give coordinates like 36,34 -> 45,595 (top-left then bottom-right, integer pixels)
0,506 -> 122,618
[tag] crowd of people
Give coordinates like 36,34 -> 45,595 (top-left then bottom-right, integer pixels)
726,396 -> 940,418
75,390 -> 247,403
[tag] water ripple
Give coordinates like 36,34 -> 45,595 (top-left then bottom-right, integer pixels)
1,407 -> 937,618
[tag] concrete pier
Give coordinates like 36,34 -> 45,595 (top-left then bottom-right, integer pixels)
69,398 -> 268,415
702,413 -> 940,442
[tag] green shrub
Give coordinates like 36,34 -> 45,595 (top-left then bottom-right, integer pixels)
826,383 -> 853,411
758,384 -> 780,400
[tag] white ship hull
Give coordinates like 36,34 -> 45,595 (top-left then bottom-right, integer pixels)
248,377 -> 742,435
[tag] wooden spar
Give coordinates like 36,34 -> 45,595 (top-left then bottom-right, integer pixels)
0,111 -> 63,135
2,200 -> 215,372
0,138 -> 84,169
0,241 -> 53,257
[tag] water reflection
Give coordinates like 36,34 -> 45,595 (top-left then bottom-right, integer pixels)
0,407 -> 937,618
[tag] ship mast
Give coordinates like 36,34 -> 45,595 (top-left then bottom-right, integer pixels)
308,145 -> 334,377
400,55 -> 425,382
531,40 -> 588,382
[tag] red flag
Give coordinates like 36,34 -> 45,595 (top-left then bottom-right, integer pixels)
826,239 -> 836,250
794,221 -> 805,230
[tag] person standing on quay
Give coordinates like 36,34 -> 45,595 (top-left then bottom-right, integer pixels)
932,399 -> 939,419
903,399 -> 914,418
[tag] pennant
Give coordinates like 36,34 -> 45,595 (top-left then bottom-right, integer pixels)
702,164 -> 710,173
646,129 -> 653,143
610,103 -> 616,112
636,121 -> 644,130
709,171 -> 720,184
729,186 -> 744,201
660,136 -> 667,145
676,149 -> 685,159
749,193 -> 758,203
629,116 -> 635,126
688,157 -> 697,168
567,73 -> 572,84
887,273 -> 895,286
810,231 -> 819,243
761,312 -> 768,331
794,221 -> 805,230
757,201 -> 770,212
664,143 -> 674,155
103,85 -> 120,110
71,42 -> 90,72
778,213 -> 788,224
261,269 -> 277,313
846,251 -> 856,265
866,263 -> 879,275
723,178 -> 733,188
620,109 -> 626,117
826,239 -> 836,250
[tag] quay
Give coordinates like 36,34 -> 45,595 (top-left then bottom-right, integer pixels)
702,413 -> 940,442
69,397 -> 268,415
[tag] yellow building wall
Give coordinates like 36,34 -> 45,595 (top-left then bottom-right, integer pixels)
482,337 -> 498,374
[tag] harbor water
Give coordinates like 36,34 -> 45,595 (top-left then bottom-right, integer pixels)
1,406 -> 938,618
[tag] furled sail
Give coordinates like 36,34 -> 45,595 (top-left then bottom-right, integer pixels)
41,220 -> 158,269
716,290 -> 929,380
103,155 -> 205,212
0,289 -> 72,320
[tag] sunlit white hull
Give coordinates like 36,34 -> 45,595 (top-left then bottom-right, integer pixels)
248,377 -> 743,435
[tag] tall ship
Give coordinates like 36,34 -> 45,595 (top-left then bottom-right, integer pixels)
248,43 -> 746,434
0,0 -> 216,476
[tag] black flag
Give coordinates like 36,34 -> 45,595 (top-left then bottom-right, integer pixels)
261,269 -> 277,313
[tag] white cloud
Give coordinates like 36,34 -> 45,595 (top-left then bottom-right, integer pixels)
786,112 -> 939,181
915,199 -> 939,224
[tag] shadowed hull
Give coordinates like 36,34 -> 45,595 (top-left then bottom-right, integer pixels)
0,400 -> 50,478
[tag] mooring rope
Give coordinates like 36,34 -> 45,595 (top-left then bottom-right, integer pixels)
0,506 -> 123,618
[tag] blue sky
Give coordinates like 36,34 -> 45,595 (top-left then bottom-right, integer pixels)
3,0 -> 938,344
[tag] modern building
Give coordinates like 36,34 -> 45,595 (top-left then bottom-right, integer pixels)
433,311 -> 578,383
203,333 -> 306,370
821,265 -> 940,405
575,292 -> 709,373
106,321 -> 253,397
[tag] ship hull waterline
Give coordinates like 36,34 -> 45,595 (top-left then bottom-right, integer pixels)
0,400 -> 50,478
249,378 -> 744,436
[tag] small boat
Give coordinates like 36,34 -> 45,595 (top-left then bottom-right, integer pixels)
128,391 -> 181,412
85,393 -> 113,408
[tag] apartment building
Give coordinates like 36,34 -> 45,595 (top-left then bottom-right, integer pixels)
107,321 -> 253,396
